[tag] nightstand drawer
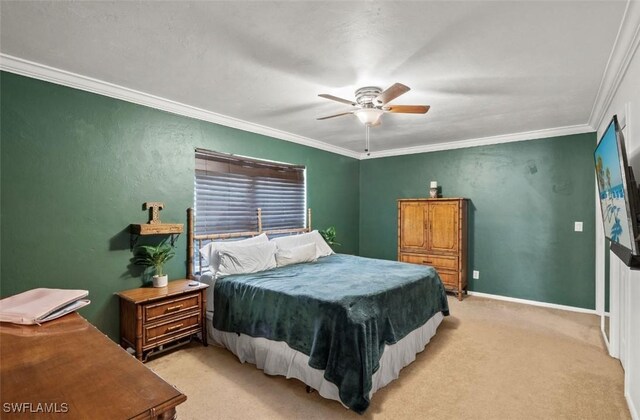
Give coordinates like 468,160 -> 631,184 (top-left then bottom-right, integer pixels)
144,294 -> 201,323
144,313 -> 200,346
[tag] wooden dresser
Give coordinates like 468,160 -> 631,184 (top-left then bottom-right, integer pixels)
398,198 -> 468,300
0,313 -> 186,419
117,279 -> 208,361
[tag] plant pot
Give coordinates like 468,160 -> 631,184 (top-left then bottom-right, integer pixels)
152,275 -> 168,288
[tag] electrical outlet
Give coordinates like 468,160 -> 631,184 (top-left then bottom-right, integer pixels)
473,270 -> 480,279
574,221 -> 583,232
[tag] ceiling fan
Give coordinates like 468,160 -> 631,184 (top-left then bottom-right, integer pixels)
317,83 -> 430,127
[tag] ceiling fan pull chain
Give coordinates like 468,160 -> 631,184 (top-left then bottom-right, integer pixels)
365,124 -> 371,156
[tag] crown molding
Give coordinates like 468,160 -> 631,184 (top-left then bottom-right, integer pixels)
0,53 -> 362,160
363,123 -> 594,159
0,53 -> 598,162
588,0 -> 640,132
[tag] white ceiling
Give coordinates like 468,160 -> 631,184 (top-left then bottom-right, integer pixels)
0,1 -> 628,157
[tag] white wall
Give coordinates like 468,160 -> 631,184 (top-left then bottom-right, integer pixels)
596,26 -> 640,418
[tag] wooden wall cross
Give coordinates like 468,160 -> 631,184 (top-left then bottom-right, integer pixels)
144,202 -> 164,224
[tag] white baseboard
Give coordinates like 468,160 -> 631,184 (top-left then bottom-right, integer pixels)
628,390 -> 639,420
466,291 -> 597,315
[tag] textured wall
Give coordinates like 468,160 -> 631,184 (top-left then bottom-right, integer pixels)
0,72 -> 360,339
359,134 -> 597,309
0,70 -> 599,338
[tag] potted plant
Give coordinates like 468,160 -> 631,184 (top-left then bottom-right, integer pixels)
319,226 -> 341,249
134,244 -> 175,287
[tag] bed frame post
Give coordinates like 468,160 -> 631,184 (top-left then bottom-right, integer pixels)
198,239 -> 203,276
308,208 -> 312,231
257,208 -> 263,234
187,208 -> 194,279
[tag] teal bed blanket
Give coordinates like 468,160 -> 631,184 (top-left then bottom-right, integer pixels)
213,254 -> 449,413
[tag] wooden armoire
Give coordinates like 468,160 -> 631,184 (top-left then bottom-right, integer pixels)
397,198 -> 468,300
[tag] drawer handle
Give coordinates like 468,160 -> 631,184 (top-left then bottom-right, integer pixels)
423,260 -> 432,264
166,304 -> 183,312
167,324 -> 184,332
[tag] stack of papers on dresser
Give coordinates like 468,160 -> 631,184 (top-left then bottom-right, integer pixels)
0,288 -> 90,325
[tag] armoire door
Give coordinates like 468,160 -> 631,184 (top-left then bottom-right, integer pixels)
427,201 -> 459,254
399,201 -> 427,253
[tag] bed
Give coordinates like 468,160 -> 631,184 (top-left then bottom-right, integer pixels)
187,208 -> 449,414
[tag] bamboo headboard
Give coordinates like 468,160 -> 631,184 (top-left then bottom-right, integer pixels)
187,207 -> 312,279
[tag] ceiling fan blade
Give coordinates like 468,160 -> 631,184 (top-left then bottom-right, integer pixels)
376,83 -> 410,105
317,111 -> 354,120
318,94 -> 356,106
385,105 -> 430,114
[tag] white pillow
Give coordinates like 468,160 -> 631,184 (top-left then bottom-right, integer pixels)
275,242 -> 317,267
217,241 -> 277,277
310,231 -> 335,257
199,233 -> 268,273
271,230 -> 334,258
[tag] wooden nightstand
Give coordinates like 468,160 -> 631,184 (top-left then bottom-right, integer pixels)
117,279 -> 209,362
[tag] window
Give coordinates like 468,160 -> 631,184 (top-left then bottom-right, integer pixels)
194,148 -> 306,239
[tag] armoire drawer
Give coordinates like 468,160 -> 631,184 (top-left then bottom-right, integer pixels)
400,253 -> 458,271
437,270 -> 459,287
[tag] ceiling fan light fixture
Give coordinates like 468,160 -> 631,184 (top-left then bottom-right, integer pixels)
354,108 -> 384,126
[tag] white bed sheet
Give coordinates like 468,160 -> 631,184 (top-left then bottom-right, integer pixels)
206,310 -> 444,408
197,273 -> 216,312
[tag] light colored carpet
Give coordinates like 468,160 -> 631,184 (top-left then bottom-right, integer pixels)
147,296 -> 630,419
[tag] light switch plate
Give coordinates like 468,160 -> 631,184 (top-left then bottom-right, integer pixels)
473,270 -> 480,279
574,221 -> 583,232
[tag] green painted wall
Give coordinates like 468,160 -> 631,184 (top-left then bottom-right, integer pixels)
0,70 -> 599,339
359,133 -> 597,309
0,72 -> 360,339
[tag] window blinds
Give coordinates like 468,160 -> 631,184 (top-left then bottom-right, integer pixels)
194,149 -> 306,237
